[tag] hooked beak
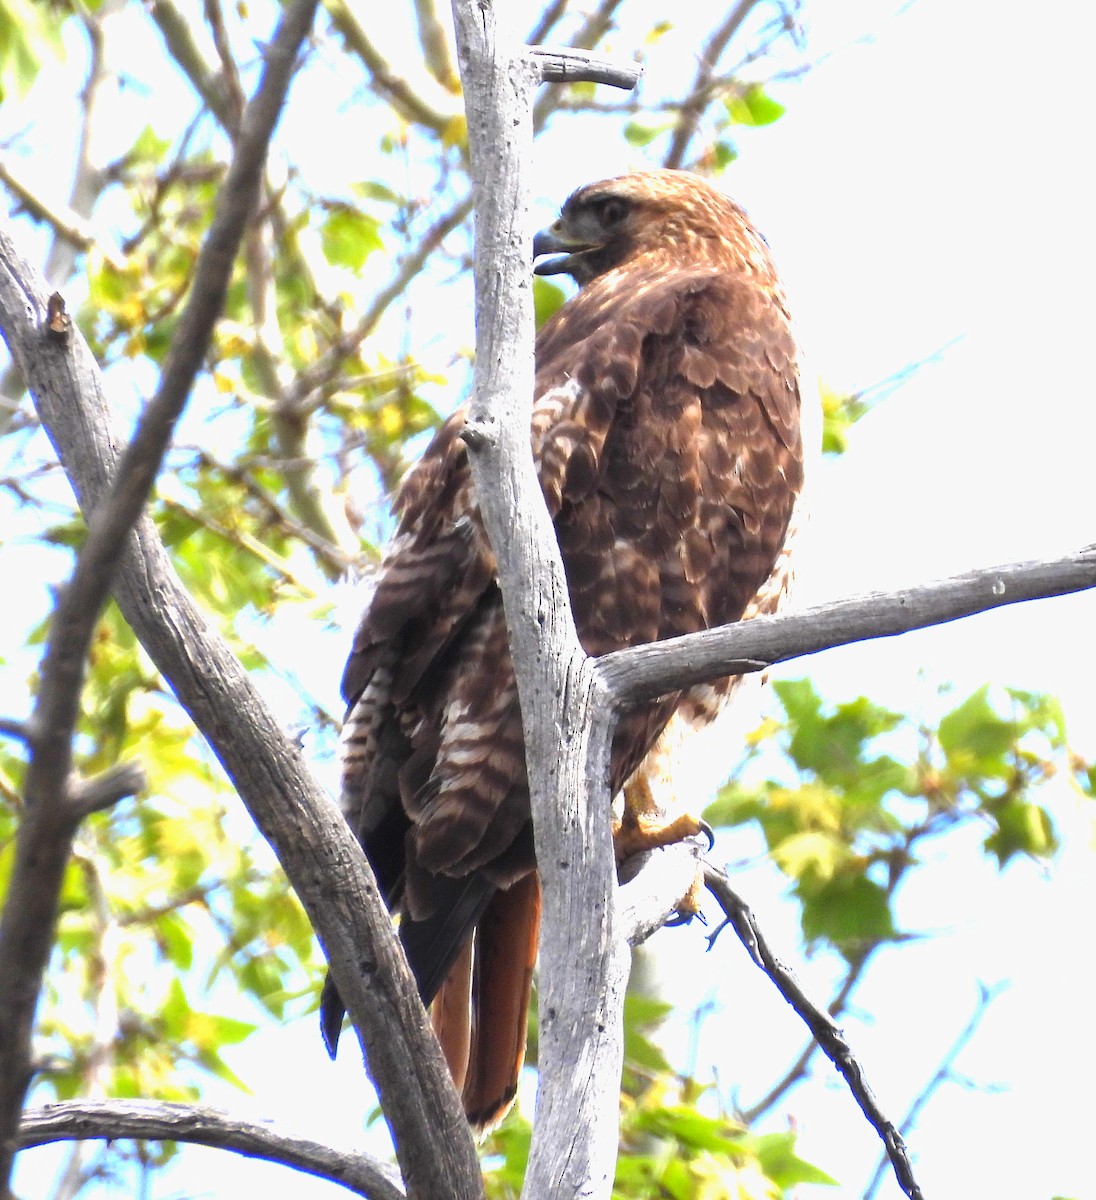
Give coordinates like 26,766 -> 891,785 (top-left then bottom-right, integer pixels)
533,225 -> 594,277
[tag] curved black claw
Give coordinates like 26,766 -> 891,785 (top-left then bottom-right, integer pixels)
665,904 -> 709,930
698,819 -> 715,853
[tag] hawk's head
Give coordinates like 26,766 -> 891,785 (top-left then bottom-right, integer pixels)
533,169 -> 765,286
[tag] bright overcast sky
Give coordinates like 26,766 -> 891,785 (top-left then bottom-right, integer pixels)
9,0 -> 1096,1197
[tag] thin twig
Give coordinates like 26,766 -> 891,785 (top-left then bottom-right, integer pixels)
663,0 -> 759,169
742,948 -> 871,1123
158,494 -> 317,591
743,815 -> 935,1124
0,718 -> 33,746
532,0 -> 631,129
863,983 -> 1006,1200
703,863 -> 924,1200
324,0 -> 454,133
50,848 -> 124,1200
414,0 -> 460,91
278,196 -> 472,415
203,0 -> 246,135
526,0 -> 568,47
193,449 -> 359,574
0,158 -> 123,272
66,761 -> 146,820
149,0 -> 236,128
43,0 -> 123,287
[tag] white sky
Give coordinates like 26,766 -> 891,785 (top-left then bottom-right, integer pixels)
9,0 -> 1096,1197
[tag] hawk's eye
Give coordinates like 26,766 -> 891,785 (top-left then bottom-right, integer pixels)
595,197 -> 628,228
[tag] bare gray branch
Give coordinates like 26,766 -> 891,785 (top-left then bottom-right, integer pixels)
528,46 -> 641,89
66,761 -> 147,819
597,547 -> 1096,707
0,4 -> 484,1193
20,1100 -> 405,1200
451,5 -> 639,1197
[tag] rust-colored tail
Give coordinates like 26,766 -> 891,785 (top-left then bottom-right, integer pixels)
431,873 -> 541,1130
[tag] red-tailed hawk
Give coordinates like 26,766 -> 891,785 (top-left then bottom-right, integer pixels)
322,169 -> 806,1129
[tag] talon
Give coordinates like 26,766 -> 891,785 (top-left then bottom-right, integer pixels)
614,812 -> 708,863
698,819 -> 715,852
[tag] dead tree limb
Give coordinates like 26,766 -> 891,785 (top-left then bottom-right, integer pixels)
597,546 -> 1096,706
19,1100 -> 405,1200
0,2 -> 487,1195
703,863 -> 924,1200
0,2 -> 323,1191
450,5 -> 644,1198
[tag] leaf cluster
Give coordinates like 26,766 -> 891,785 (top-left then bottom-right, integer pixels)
708,678 -> 1081,962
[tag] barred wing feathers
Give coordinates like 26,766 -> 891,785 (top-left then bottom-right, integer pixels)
324,171 -> 805,1130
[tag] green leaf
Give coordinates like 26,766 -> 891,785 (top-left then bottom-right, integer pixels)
0,0 -> 64,99
623,119 -> 672,148
725,84 -> 786,127
752,1131 -> 838,1188
533,276 -> 566,328
623,992 -> 672,1076
632,1106 -> 748,1156
161,977 -> 191,1039
938,686 -> 1019,777
319,206 -> 383,271
351,180 -> 404,205
821,381 -> 870,455
801,872 -> 897,952
709,139 -> 738,173
984,798 -> 1057,865
156,910 -> 196,972
130,124 -> 172,167
776,679 -> 902,786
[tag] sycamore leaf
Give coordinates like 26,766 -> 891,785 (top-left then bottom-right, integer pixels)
319,206 -> 383,272
725,84 -> 786,127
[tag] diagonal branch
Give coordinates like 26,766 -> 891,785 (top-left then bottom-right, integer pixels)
596,546 -> 1096,707
703,863 -> 924,1200
2,7 -> 479,1170
19,1100 -> 405,1200
863,983 -> 1006,1200
662,0 -> 759,169
278,196 -> 473,417
0,2 -> 322,1190
324,0 -> 455,134
149,0 -> 237,129
0,231 -> 481,1200
0,157 -> 123,272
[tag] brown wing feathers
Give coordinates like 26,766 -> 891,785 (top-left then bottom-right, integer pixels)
324,171 -> 804,1130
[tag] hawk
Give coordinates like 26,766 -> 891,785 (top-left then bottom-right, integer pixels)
321,169 -> 807,1129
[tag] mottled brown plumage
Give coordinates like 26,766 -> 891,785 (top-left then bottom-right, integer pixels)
322,170 -> 806,1129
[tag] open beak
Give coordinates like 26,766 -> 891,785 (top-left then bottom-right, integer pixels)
533,225 -> 592,277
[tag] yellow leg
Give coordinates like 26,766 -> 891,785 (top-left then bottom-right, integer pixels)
613,774 -> 705,862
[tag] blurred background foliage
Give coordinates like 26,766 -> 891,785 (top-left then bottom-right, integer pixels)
0,0 -> 1091,1196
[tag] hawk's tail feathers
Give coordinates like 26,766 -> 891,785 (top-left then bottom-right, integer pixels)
460,872 -> 541,1131
320,872 -> 540,1133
